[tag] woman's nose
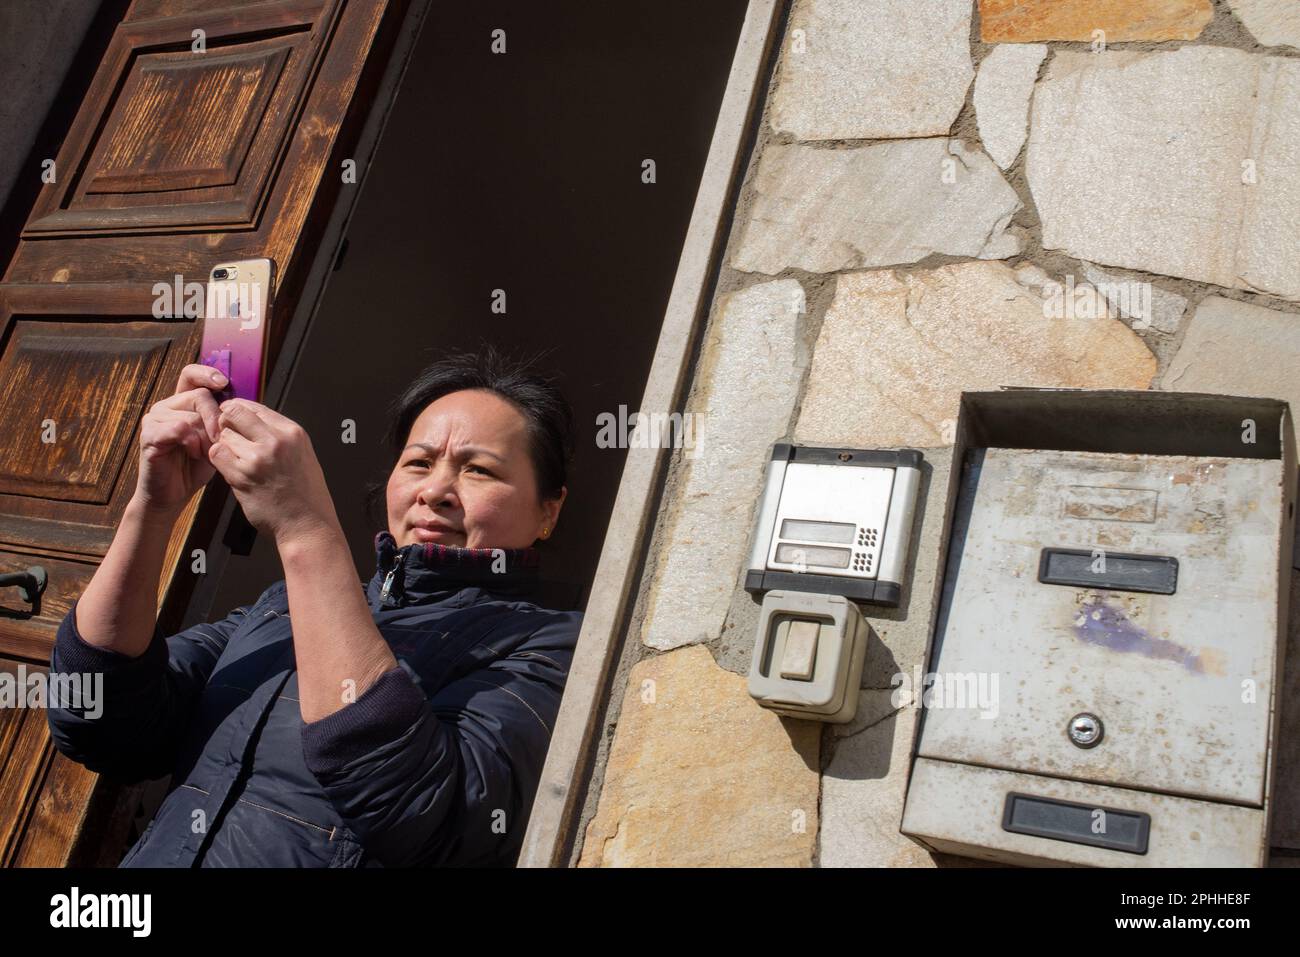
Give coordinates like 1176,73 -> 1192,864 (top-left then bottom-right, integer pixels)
416,464 -> 458,506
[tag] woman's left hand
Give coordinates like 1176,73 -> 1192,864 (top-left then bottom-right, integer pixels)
210,399 -> 340,546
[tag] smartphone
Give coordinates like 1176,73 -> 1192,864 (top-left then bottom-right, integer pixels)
199,258 -> 275,403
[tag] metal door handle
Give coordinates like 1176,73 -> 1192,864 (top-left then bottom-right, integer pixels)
1,565 -> 48,611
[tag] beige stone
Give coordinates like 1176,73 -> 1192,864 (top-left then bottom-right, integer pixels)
796,262 -> 1157,448
821,694 -> 935,867
1229,0 -> 1300,49
731,140 -> 1021,276
1161,295 -> 1300,452
1028,47 -> 1300,302
973,44 -> 1048,170
640,279 -> 805,651
979,0 -> 1212,42
1011,263 -> 1188,338
771,0 -> 973,140
1080,262 -> 1188,336
578,644 -> 821,867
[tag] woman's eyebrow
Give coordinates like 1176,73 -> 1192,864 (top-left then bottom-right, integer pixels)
403,442 -> 505,463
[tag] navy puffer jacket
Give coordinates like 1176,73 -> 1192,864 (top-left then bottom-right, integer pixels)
46,530 -> 582,867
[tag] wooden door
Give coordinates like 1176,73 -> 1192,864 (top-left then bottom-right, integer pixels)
0,0 -> 408,866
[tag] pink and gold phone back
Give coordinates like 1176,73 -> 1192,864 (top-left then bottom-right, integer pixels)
200,259 -> 273,402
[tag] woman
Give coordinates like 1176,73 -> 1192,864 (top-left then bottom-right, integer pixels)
46,348 -> 581,867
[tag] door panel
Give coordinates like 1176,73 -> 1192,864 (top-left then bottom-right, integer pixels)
0,693 -> 53,864
4,0 -> 389,284
0,660 -> 112,867
25,0 -> 334,235
0,285 -> 199,547
0,0 -> 406,865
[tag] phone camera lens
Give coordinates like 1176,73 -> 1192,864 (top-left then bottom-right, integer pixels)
213,269 -> 229,280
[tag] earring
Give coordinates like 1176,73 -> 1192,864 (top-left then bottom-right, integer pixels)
541,527 -> 550,538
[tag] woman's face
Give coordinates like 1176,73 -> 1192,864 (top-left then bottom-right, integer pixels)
386,388 -> 565,550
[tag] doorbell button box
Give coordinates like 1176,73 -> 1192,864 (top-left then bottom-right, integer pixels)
748,590 -> 868,723
745,444 -> 923,607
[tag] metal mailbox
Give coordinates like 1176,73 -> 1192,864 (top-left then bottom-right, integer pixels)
901,390 -> 1296,867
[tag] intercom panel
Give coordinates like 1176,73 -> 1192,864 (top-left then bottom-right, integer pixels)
745,445 -> 922,606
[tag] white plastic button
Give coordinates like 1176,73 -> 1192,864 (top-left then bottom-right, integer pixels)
780,619 -> 820,681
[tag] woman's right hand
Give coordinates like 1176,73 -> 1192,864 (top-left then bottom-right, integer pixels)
133,364 -> 228,517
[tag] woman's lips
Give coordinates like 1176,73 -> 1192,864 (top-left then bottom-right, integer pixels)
411,525 -> 458,542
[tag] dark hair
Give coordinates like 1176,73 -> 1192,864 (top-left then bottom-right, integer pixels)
363,344 -> 576,529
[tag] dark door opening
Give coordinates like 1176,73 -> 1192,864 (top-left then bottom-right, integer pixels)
207,1 -> 750,615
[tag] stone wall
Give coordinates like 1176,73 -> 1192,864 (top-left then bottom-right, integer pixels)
573,0 -> 1300,867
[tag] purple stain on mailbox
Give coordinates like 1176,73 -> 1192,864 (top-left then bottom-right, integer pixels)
1072,596 -> 1210,674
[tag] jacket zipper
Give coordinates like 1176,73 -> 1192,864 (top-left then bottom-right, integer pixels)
379,547 -> 407,605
